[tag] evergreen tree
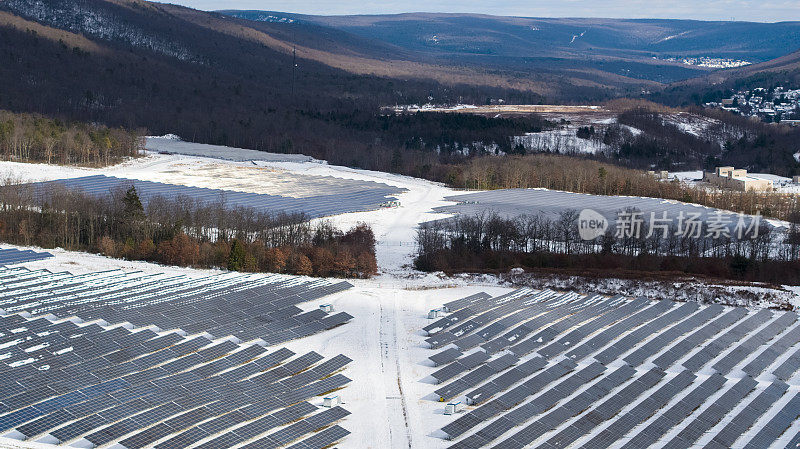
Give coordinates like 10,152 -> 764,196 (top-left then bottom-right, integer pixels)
227,239 -> 247,271
122,186 -> 145,221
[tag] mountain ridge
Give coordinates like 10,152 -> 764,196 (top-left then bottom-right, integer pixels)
221,11 -> 800,74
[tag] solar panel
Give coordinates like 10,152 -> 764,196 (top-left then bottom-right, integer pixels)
433,189 -> 765,233
742,392 -> 800,449
0,248 -> 54,267
713,312 -> 797,375
429,290 -> 800,449
285,424 -> 350,449
0,269 -> 354,448
22,175 -> 404,219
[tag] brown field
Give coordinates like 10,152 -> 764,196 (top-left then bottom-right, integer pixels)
393,104 -> 609,114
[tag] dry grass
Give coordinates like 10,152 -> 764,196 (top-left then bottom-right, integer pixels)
0,11 -> 109,55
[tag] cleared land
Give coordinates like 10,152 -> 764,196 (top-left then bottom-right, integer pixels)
1,139 -> 800,449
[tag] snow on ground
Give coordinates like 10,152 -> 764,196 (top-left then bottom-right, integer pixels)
513,110 -> 721,156
515,129 -> 611,154
1,152 -> 391,200
3,139 -> 800,448
662,112 -> 720,137
279,280 -> 511,449
5,247 -> 510,449
249,159 -> 458,273
748,173 -> 800,193
671,170 -> 704,182
789,286 -> 800,309
0,141 -> 457,273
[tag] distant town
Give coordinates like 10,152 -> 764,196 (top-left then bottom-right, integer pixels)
705,86 -> 800,123
662,56 -> 752,68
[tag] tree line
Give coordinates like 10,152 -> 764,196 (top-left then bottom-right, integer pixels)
0,110 -> 142,166
449,153 -> 800,221
415,212 -> 800,285
0,181 -> 377,278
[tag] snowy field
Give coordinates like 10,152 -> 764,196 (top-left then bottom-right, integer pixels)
513,110 -> 721,156
3,138 -> 800,449
145,136 -> 316,163
515,129 -> 613,155
2,143 -> 401,202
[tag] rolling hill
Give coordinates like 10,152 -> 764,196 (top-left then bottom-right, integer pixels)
2,0 -> 800,176
651,49 -> 800,105
0,0 -> 563,175
221,11 -> 800,84
687,48 -> 800,86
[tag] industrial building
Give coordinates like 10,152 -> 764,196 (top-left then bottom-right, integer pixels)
703,166 -> 774,192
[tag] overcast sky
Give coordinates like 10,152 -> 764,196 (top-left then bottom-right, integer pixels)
161,0 -> 799,22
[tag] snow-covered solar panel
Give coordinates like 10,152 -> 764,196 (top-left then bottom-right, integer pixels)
434,188 -> 766,231
22,174 -> 404,219
145,137 -> 317,163
0,248 -> 53,267
0,277 -> 353,448
427,290 -> 800,449
0,268 -> 353,346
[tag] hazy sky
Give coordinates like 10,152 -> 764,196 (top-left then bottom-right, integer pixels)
162,0 -> 800,22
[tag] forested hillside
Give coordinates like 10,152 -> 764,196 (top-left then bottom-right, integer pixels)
225,12 -> 800,84
651,50 -> 800,106
2,1 -> 800,185
0,0 -> 557,174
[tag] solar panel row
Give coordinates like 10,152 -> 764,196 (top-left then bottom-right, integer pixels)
0,267 -> 352,347
434,188 -> 764,231
0,313 -> 351,448
428,289 -> 800,449
21,174 -> 404,219
0,249 -> 53,267
0,268 -> 354,448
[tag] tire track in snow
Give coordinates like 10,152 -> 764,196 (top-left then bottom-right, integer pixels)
380,300 -> 412,448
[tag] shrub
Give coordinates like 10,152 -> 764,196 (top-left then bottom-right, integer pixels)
263,247 -> 288,273
157,233 -> 199,266
287,252 -> 313,276
98,236 -> 116,256
136,239 -> 156,259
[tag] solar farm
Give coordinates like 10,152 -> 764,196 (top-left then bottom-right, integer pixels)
434,189 -> 765,227
21,175 -> 404,219
3,139 -> 800,449
0,267 -> 355,449
145,137 -> 317,164
423,289 -> 800,449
